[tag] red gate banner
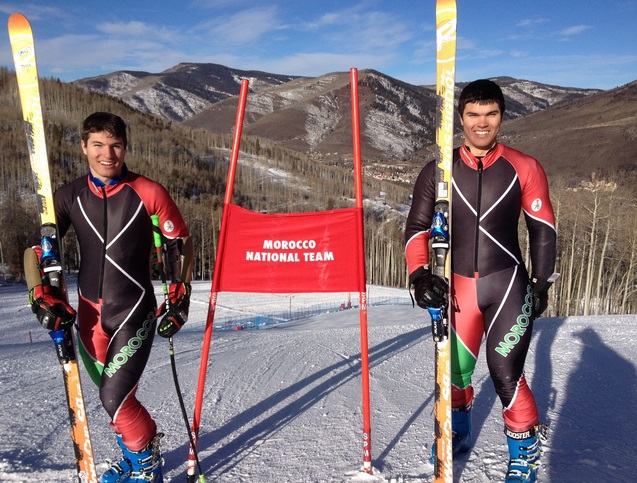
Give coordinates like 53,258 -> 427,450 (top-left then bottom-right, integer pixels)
218,204 -> 365,292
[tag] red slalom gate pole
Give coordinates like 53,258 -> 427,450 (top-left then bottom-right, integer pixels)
186,79 -> 250,482
350,67 -> 373,474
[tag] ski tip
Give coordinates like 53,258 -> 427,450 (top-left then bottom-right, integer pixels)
8,13 -> 30,30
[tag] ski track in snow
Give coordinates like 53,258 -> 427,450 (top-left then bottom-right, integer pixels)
1,280 -> 636,482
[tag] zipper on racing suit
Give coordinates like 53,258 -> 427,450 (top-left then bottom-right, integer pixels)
98,186 -> 108,300
473,159 -> 483,277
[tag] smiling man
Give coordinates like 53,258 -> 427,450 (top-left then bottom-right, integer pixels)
82,127 -> 127,184
25,112 -> 193,483
405,80 -> 557,483
460,95 -> 502,156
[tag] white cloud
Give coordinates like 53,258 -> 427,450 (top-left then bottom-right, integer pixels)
243,51 -> 396,78
557,25 -> 593,37
34,33 -> 185,78
0,3 -> 67,21
97,21 -> 179,42
293,4 -> 413,53
516,17 -> 549,28
205,6 -> 281,45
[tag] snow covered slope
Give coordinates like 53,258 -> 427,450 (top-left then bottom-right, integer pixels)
1,280 -> 635,482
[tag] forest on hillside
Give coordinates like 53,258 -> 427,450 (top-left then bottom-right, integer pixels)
0,68 -> 635,316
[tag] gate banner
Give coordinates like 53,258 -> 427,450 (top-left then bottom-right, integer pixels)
218,204 -> 364,292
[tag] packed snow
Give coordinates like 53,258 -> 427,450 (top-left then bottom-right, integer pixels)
1,279 -> 635,482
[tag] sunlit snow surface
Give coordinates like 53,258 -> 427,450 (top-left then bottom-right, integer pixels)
1,279 -> 635,482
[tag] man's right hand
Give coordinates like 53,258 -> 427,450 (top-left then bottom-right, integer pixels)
29,285 -> 76,331
531,279 -> 552,318
410,267 -> 449,310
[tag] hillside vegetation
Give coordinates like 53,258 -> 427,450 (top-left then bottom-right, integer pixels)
1,67 -> 636,315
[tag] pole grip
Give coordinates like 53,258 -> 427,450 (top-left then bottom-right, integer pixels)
151,215 -> 169,299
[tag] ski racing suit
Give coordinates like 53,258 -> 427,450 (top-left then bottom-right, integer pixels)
405,143 -> 556,432
54,165 -> 190,450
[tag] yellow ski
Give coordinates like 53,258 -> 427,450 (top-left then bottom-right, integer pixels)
9,13 -> 98,483
430,1 -> 457,482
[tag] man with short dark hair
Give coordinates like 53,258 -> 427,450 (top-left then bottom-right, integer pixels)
405,80 -> 557,482
26,112 -> 193,483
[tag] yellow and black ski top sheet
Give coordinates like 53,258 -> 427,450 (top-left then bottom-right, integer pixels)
9,13 -> 98,483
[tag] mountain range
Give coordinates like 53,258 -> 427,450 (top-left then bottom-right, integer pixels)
75,63 -> 635,186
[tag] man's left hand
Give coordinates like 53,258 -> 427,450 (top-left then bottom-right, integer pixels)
157,282 -> 191,338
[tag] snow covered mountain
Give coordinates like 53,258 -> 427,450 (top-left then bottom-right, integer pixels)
74,63 -> 298,123
74,64 -> 600,162
73,63 -> 636,188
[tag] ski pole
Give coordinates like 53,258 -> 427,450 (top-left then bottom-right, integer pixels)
151,215 -> 205,481
151,215 -> 169,299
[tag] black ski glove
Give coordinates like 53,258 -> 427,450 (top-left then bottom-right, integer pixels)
157,282 -> 191,338
531,279 -> 552,318
410,266 -> 448,310
29,284 -> 76,331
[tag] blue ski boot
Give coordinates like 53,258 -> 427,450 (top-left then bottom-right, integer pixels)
100,433 -> 164,483
429,405 -> 472,464
505,424 -> 548,483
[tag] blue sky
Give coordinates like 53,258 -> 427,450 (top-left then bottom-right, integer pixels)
2,0 -> 636,89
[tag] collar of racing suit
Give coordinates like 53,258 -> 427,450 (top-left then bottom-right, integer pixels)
459,143 -> 504,170
88,163 -> 129,188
